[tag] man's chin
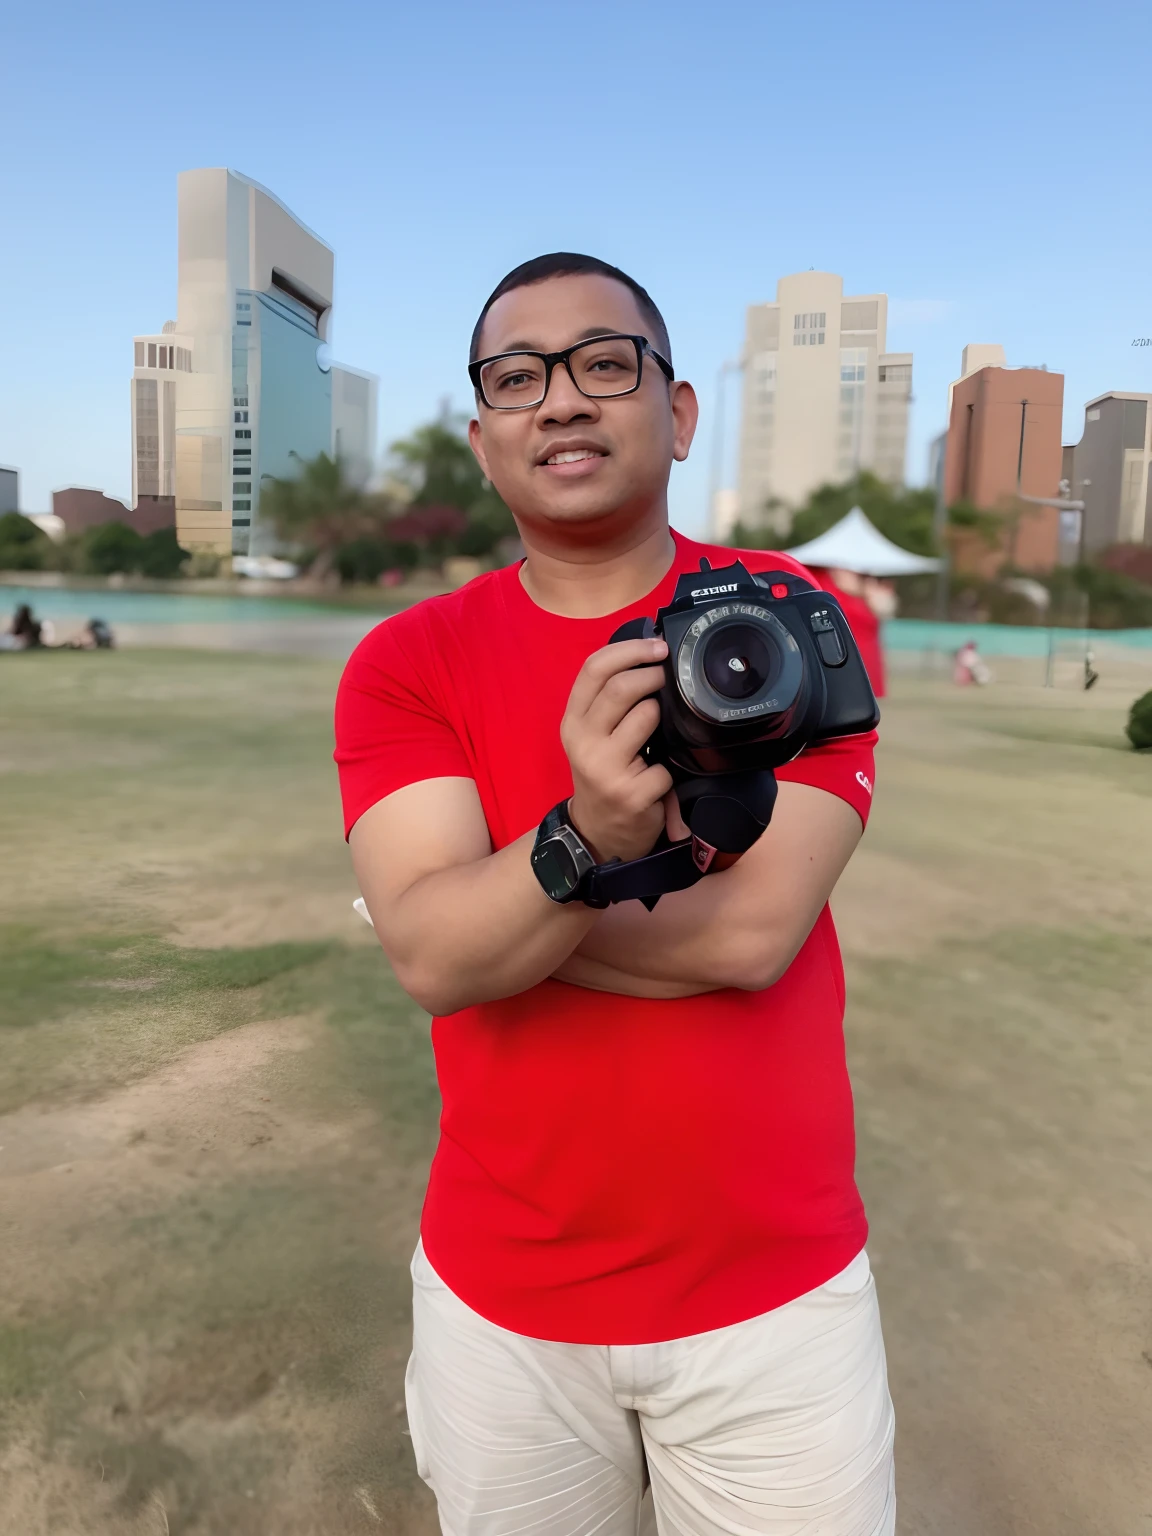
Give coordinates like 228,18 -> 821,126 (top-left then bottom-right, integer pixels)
517,492 -> 627,531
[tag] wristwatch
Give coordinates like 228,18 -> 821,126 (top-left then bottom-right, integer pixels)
530,801 -> 604,906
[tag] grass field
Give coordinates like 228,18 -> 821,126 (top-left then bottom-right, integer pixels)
1,650 -> 1150,1535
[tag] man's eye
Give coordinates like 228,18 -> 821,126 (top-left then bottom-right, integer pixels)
500,372 -> 532,389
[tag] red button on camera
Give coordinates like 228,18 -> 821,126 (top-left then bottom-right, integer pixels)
770,582 -> 789,598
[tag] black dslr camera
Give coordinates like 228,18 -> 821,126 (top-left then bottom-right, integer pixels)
601,558 -> 878,894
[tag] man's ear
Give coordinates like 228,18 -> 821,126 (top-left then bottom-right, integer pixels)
468,415 -> 492,480
669,380 -> 699,464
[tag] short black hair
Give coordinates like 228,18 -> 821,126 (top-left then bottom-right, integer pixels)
470,252 -> 672,367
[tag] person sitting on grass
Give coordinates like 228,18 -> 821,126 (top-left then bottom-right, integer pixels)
0,603 -> 43,651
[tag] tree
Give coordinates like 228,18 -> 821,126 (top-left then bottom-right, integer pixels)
136,526 -> 189,579
390,407 -> 516,547
81,521 -> 145,575
260,452 -> 382,557
0,512 -> 53,571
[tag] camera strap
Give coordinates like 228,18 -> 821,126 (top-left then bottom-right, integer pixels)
582,836 -> 711,911
581,770 -> 779,910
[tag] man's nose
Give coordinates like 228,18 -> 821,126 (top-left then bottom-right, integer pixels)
535,362 -> 598,425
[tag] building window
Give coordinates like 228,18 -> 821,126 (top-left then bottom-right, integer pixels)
134,341 -> 145,366
878,363 -> 911,384
232,514 -> 251,522
234,410 -> 248,423
792,312 -> 826,346
134,378 -> 160,496
236,320 -> 251,327
236,302 -> 251,311
147,343 -> 157,368
1087,408 -> 1100,421
235,429 -> 251,439
234,395 -> 248,407
233,480 -> 252,492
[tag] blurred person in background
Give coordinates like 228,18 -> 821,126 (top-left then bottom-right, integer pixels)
811,568 -> 895,698
335,255 -> 894,1536
0,603 -> 44,650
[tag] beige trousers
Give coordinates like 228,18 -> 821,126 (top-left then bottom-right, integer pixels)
406,1241 -> 896,1535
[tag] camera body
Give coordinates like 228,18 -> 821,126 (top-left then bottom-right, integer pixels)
612,559 -> 879,781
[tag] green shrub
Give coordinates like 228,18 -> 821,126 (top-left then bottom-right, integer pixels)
1127,691 -> 1152,750
332,536 -> 419,585
136,526 -> 189,578
0,512 -> 53,572
81,521 -> 144,575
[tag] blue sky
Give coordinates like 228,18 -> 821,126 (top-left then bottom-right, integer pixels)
3,0 -> 1151,533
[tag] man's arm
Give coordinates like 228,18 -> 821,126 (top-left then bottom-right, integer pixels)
551,781 -> 862,997
350,779 -> 599,1016
349,637 -> 673,1016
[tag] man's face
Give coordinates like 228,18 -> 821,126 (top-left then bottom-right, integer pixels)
468,274 -> 698,536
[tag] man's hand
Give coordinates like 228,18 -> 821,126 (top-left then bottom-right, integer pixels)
562,637 -> 673,862
552,781 -> 863,998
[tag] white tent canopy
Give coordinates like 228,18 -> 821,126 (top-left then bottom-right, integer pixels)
784,506 -> 941,577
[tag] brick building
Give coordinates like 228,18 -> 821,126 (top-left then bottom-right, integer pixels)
52,487 -> 175,536
944,365 -> 1065,574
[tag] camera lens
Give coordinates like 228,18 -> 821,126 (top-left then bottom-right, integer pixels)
701,621 -> 780,701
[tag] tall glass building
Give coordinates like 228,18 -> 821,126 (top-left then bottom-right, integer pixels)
131,169 -> 377,558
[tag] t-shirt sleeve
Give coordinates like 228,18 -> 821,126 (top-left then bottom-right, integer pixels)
774,729 -> 877,827
334,617 -> 473,838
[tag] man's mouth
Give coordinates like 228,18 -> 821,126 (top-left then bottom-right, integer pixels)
544,449 -> 607,466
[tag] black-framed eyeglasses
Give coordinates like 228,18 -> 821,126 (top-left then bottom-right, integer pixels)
469,333 -> 674,411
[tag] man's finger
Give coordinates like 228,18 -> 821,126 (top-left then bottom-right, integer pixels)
663,788 -> 690,841
566,639 -> 667,720
583,664 -> 666,739
605,695 -> 661,765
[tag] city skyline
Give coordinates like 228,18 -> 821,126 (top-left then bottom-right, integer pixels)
3,0 -> 1152,533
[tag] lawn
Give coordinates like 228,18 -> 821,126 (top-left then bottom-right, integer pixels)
1,650 -> 1149,1535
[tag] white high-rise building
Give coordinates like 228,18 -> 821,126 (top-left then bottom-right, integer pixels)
727,272 -> 912,539
131,323 -> 190,504
132,168 -> 378,556
330,364 -> 379,490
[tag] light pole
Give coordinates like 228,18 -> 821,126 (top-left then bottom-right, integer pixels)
707,358 -> 742,538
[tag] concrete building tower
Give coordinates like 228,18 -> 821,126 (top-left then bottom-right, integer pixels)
1066,393 -> 1152,552
729,271 -> 912,539
131,321 -> 190,506
132,169 -> 378,558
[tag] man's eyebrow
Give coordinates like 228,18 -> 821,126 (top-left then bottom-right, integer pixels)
483,326 -> 626,355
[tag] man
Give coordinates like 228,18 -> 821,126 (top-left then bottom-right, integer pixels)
335,253 -> 894,1535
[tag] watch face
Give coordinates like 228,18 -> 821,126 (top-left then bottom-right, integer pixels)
532,839 -> 580,901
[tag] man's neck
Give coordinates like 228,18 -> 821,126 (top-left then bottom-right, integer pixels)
517,509 -> 677,619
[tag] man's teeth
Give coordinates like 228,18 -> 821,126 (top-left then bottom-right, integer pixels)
546,450 -> 604,465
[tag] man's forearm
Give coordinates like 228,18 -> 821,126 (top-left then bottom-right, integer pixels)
356,826 -> 600,1017
568,857 -> 781,992
565,783 -> 863,995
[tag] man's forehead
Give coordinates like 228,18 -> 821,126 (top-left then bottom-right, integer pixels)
478,273 -> 646,355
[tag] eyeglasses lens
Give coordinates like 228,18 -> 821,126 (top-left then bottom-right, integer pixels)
569,337 -> 640,397
480,338 -> 641,408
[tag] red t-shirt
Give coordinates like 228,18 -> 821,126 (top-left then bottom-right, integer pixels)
334,531 -> 876,1345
